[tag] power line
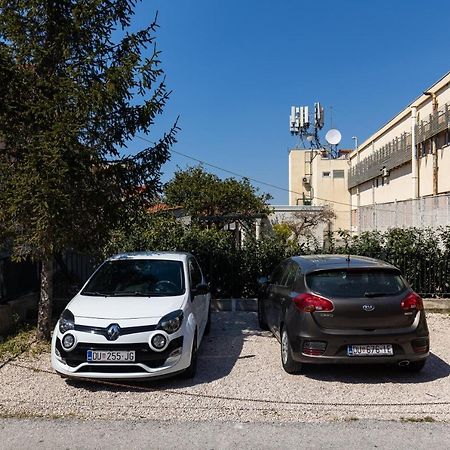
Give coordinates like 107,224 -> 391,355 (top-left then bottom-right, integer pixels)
135,135 -> 449,219
135,135 -> 352,207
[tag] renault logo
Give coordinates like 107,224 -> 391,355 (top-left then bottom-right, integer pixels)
363,305 -> 375,312
106,324 -> 121,341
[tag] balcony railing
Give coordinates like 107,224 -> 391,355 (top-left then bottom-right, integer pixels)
348,102 -> 450,189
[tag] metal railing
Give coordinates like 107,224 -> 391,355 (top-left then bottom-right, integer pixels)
348,102 -> 450,189
348,133 -> 412,188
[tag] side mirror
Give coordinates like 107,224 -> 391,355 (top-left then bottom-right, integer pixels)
257,276 -> 269,286
192,282 -> 209,296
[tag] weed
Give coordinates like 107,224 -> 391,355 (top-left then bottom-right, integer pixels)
401,416 -> 436,423
0,327 -> 50,360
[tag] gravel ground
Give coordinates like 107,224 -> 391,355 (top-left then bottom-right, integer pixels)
0,312 -> 449,423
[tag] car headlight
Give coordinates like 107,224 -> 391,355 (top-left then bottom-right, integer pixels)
157,310 -> 184,334
59,309 -> 75,334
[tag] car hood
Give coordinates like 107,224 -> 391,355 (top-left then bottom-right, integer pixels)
67,294 -> 186,320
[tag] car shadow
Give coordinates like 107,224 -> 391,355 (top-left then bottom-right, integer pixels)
65,312 -> 264,392
300,352 -> 450,384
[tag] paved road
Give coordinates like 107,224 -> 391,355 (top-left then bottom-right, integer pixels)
0,418 -> 449,449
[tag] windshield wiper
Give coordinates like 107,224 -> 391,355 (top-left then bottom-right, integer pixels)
81,291 -> 114,297
109,291 -> 151,297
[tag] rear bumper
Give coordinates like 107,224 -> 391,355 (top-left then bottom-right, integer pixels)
288,320 -> 429,365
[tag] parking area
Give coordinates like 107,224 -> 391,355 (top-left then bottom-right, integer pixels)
0,312 -> 449,423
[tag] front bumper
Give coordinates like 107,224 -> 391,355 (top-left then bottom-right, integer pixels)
51,326 -> 193,379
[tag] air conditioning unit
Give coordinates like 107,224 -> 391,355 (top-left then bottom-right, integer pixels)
302,176 -> 310,185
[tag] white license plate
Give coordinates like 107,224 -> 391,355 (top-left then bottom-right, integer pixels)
347,344 -> 393,357
87,350 -> 136,362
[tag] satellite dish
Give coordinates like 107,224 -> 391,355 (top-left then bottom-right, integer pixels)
325,129 -> 342,145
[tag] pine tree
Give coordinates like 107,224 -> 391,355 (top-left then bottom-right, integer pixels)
0,0 -> 177,340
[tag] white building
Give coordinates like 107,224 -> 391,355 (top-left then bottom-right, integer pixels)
349,71 -> 450,231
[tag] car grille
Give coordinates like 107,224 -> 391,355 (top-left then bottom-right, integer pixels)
76,365 -> 148,374
57,337 -> 183,369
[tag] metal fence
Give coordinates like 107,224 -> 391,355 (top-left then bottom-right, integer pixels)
0,256 -> 39,304
0,251 -> 98,304
364,252 -> 450,298
355,194 -> 450,232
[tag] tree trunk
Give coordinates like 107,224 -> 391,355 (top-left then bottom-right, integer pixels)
37,257 -> 54,341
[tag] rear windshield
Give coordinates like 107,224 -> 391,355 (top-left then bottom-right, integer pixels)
81,259 -> 185,297
305,269 -> 407,298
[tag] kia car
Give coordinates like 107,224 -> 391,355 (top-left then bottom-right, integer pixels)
257,255 -> 429,374
51,252 -> 211,380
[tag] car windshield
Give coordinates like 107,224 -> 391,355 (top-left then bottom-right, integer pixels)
305,269 -> 407,298
81,259 -> 185,297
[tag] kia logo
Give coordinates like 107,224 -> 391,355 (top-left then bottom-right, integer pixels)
363,305 -> 375,312
106,324 -> 121,341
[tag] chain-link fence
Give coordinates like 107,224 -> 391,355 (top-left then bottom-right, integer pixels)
355,194 -> 450,232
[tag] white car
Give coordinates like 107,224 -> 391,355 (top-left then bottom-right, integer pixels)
51,252 -> 211,380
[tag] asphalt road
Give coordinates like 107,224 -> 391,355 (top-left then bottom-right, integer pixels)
0,418 -> 449,449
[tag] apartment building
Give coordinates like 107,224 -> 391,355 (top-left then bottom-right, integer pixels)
349,71 -> 450,231
288,148 -> 352,231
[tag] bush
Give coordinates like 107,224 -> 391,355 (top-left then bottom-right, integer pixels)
104,216 -> 450,298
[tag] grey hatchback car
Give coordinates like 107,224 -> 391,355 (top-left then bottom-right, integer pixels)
258,255 -> 429,374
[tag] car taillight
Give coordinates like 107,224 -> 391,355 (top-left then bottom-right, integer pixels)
412,338 -> 429,354
401,292 -> 424,311
293,293 -> 334,313
302,341 -> 327,356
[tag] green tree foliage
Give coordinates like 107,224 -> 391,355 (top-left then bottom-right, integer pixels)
164,166 -> 272,219
106,221 -> 450,298
0,0 -> 177,339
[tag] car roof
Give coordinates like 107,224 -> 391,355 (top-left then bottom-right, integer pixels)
108,251 -> 192,262
291,254 -> 399,273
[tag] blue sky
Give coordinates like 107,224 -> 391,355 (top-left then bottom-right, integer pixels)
128,0 -> 450,204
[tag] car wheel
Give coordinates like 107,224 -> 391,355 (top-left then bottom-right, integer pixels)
404,359 -> 426,372
204,305 -> 211,336
281,326 -> 302,374
257,298 -> 269,330
183,331 -> 198,379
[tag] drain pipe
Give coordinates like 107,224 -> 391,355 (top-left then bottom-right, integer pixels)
411,106 -> 419,199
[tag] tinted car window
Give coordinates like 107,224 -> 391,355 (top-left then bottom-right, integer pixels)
271,263 -> 286,285
82,259 -> 185,296
281,262 -> 298,289
189,258 -> 203,287
306,269 -> 406,298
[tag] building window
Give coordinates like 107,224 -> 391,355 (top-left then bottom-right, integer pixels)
333,170 -> 345,179
322,171 -> 331,178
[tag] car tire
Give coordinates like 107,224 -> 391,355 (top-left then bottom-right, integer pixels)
404,359 -> 426,372
183,331 -> 198,379
257,298 -> 269,330
204,305 -> 211,336
281,326 -> 302,374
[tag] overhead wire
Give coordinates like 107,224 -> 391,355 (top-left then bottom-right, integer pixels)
134,134 -> 449,218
